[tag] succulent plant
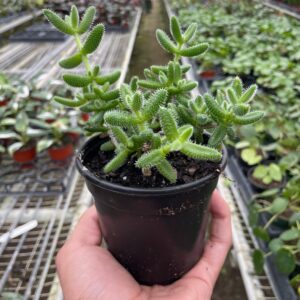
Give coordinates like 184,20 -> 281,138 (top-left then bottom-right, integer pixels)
44,5 -> 263,183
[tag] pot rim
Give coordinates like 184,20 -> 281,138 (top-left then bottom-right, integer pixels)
76,135 -> 227,195
49,143 -> 73,151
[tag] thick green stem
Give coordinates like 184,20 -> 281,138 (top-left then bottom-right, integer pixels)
74,34 -> 92,73
174,43 -> 182,63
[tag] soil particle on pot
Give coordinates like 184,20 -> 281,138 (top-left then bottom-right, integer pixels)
85,149 -> 221,188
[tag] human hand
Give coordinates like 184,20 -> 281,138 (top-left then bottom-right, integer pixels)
56,190 -> 232,300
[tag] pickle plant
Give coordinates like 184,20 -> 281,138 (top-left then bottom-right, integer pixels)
44,5 -> 263,183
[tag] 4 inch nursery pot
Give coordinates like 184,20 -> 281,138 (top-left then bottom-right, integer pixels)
76,135 -> 227,286
48,143 -> 74,161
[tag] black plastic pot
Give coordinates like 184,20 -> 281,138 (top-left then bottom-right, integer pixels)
247,167 -> 286,193
76,135 -> 227,285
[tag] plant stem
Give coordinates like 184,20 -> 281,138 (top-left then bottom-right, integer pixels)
74,34 -> 92,73
264,213 -> 280,230
174,43 -> 182,63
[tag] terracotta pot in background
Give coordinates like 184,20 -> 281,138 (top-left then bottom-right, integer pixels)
13,145 -> 37,163
200,70 -> 216,80
0,99 -> 8,107
81,113 -> 90,122
68,132 -> 81,143
48,143 -> 74,161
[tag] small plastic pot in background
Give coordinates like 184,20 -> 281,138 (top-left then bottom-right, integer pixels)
200,70 -> 217,80
45,119 -> 55,124
67,132 -> 81,143
48,143 -> 74,161
76,135 -> 227,285
0,99 -> 8,107
13,144 -> 37,163
81,113 -> 90,122
247,167 -> 286,193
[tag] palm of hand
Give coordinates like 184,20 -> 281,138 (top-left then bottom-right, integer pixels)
56,191 -> 232,300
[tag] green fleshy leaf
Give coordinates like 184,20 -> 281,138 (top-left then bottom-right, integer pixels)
100,141 -> 115,152
249,204 -> 259,226
156,29 -> 178,54
82,24 -> 105,55
179,43 -> 208,57
253,227 -> 270,241
275,249 -> 296,274
37,139 -> 54,152
268,197 -> 288,214
132,92 -> 143,112
269,164 -> 282,182
204,93 -> 227,120
227,88 -> 238,104
233,111 -> 264,125
138,79 -> 164,89
239,85 -> 257,103
181,142 -> 222,162
136,149 -> 164,168
253,249 -> 264,274
156,158 -> 177,183
103,149 -> 129,173
183,23 -> 197,42
8,142 -> 24,156
232,77 -> 243,98
0,131 -> 20,140
54,96 -> 87,107
208,125 -> 227,147
159,107 -> 178,142
43,9 -> 74,35
104,110 -> 138,128
15,111 -> 29,133
59,53 -> 82,69
170,16 -> 183,44
95,71 -> 121,85
269,238 -> 283,253
70,5 -> 79,28
143,89 -> 168,121
77,6 -> 96,34
280,228 -> 300,241
178,125 -> 193,143
110,127 -> 129,146
63,74 -> 91,87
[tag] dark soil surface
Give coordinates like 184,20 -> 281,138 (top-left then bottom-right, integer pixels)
85,148 -> 221,188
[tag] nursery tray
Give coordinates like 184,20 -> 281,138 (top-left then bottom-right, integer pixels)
266,0 -> 300,18
0,12 -> 28,26
9,23 -> 66,42
0,11 -> 43,37
0,174 -> 85,299
226,154 -> 298,300
0,152 -> 77,197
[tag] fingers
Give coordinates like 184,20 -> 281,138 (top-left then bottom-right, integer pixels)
209,189 -> 232,246
68,205 -> 102,246
184,190 -> 232,287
